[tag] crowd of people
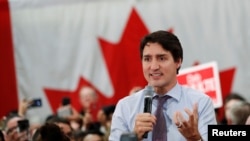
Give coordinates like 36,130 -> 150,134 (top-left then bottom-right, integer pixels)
1,30 -> 250,141
0,86 -> 116,141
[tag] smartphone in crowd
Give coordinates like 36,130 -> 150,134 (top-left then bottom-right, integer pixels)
17,119 -> 29,132
17,119 -> 31,140
29,98 -> 42,108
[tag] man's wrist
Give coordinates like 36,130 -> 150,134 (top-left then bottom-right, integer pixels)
187,135 -> 202,141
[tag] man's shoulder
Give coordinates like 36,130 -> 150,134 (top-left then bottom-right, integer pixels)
118,89 -> 144,104
181,85 -> 210,99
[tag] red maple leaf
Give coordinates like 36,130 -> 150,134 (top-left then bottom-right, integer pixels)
44,8 -> 174,117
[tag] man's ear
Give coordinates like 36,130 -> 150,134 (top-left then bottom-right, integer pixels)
176,58 -> 182,68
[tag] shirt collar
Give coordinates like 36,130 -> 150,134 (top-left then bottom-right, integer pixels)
152,82 -> 182,102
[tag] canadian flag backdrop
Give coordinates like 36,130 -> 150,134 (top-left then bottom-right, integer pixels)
1,0 -> 250,122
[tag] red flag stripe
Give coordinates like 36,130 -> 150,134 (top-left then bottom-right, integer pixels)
0,0 -> 18,118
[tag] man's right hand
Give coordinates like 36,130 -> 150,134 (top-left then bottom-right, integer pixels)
133,113 -> 156,140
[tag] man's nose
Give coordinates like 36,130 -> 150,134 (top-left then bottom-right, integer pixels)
150,60 -> 159,70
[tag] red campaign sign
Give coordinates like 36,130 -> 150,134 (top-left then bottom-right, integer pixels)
177,61 -> 223,108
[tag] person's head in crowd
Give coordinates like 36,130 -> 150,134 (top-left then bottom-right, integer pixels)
224,92 -> 246,124
82,130 -> 104,141
45,114 -> 58,123
79,86 -> 101,123
40,123 -> 70,141
71,130 -> 85,141
3,114 -> 30,141
97,105 -> 116,141
97,105 -> 116,127
227,101 -> 250,125
79,86 -> 98,112
46,116 -> 73,138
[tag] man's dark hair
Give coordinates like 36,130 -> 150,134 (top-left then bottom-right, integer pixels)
139,30 -> 183,74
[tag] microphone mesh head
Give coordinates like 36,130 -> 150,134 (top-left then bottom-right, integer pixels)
144,85 -> 154,97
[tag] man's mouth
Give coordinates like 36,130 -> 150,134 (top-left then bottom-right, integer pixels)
150,73 -> 162,78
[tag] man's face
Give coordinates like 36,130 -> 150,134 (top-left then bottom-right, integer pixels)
142,42 -> 181,92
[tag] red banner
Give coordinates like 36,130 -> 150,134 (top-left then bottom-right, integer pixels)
177,61 -> 223,108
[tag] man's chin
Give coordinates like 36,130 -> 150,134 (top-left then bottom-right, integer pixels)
149,82 -> 163,87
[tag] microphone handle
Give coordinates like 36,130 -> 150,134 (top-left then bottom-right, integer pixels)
142,132 -> 149,138
142,97 -> 152,138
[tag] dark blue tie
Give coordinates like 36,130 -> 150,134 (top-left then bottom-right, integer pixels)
152,95 -> 169,141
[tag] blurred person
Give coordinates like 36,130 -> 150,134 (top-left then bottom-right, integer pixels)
40,123 -> 70,141
3,114 -> 31,141
57,96 -> 80,121
79,86 -> 100,122
18,98 -> 42,135
223,92 -> 246,124
46,116 -> 73,139
56,96 -> 81,134
97,105 -> 116,141
82,130 -> 104,141
109,30 -> 216,141
227,101 -> 250,125
71,130 -> 85,141
81,112 -> 95,131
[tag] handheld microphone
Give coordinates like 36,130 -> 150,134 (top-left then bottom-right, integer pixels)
142,85 -> 154,138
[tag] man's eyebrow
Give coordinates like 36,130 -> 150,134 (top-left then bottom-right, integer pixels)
143,54 -> 151,57
156,54 -> 169,58
156,54 -> 166,56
